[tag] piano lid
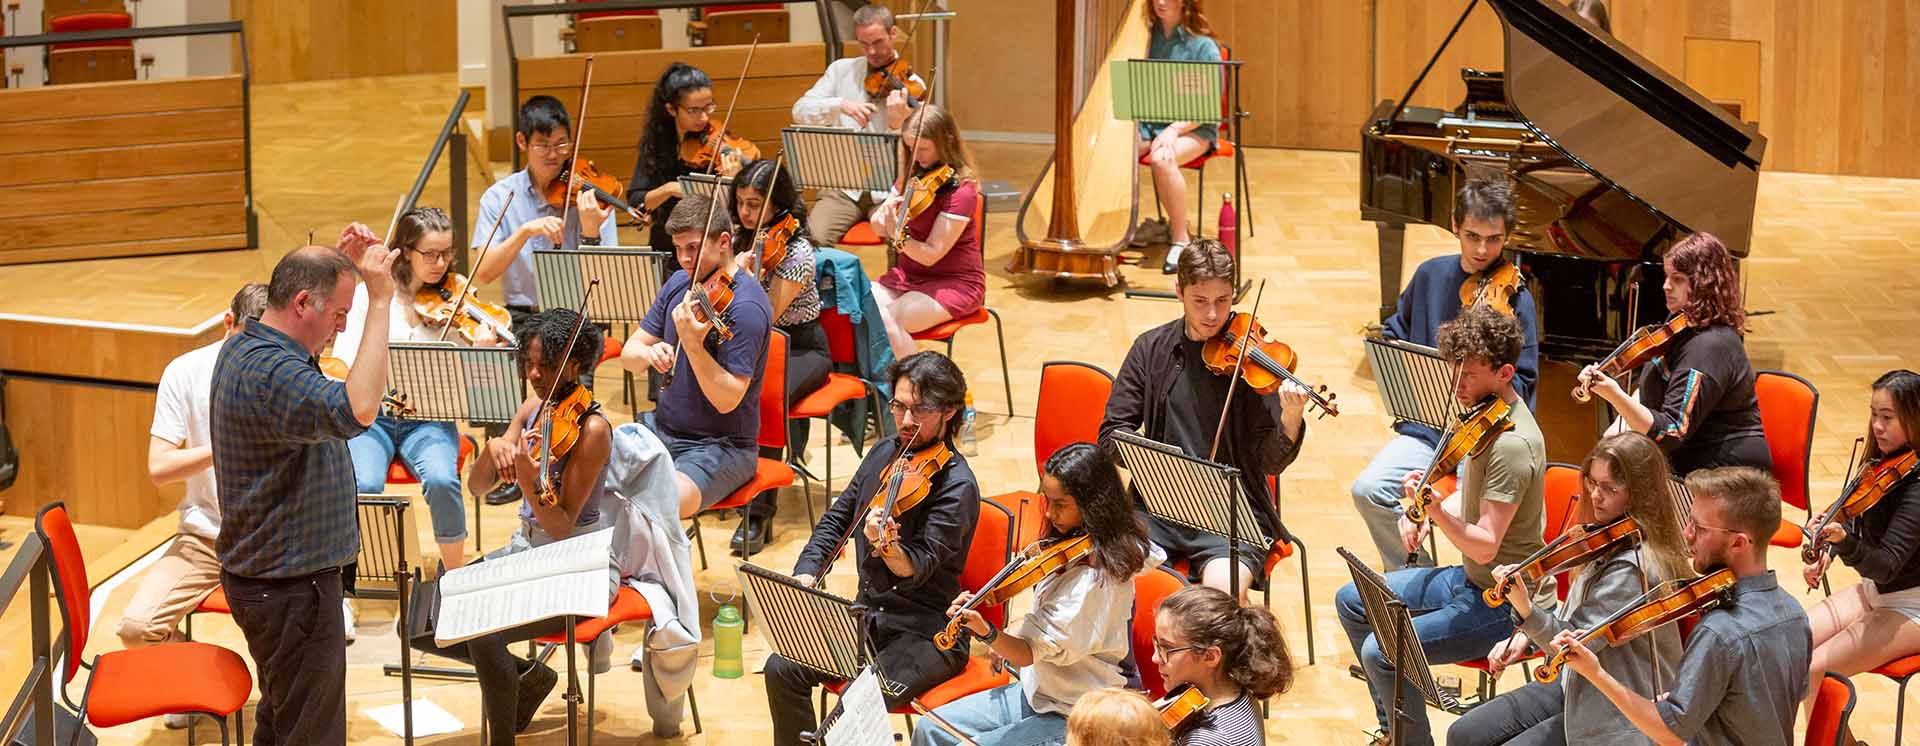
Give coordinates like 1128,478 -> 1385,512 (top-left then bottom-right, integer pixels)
1486,0 -> 1767,256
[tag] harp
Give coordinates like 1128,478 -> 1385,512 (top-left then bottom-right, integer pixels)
1006,0 -> 1147,288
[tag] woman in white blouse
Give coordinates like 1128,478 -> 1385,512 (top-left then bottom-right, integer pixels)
915,443 -> 1159,746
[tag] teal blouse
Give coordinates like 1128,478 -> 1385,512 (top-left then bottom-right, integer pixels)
1139,24 -> 1221,146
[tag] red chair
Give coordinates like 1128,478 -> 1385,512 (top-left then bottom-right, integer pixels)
515,587 -> 702,743
1805,672 -> 1857,746
1755,370 -> 1819,548
46,12 -> 134,85
35,503 -> 253,744
1132,565 -> 1188,698
1136,42 -> 1252,242
841,220 -> 886,247
1874,654 -> 1920,746
1455,462 -> 1580,700
822,500 -> 1016,722
908,197 -> 1013,417
809,306 -> 892,494
569,2 -> 661,52
986,360 -> 1115,548
688,329 -> 805,568
389,432 -> 482,550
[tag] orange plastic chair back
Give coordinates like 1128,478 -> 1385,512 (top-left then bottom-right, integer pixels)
757,329 -> 789,450
34,503 -> 94,682
1755,370 -> 1818,511
1132,566 -> 1186,699
1804,672 -> 1856,746
1032,361 -> 1115,480
964,500 -> 1014,630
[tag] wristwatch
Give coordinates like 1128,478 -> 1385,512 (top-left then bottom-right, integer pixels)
580,235 -> 602,246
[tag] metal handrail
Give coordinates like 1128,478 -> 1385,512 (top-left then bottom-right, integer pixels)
399,91 -> 475,272
0,20 -> 241,50
0,532 -> 60,746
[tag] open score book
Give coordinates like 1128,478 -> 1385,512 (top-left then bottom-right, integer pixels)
432,527 -> 615,646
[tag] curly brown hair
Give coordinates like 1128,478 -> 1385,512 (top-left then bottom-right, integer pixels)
1435,304 -> 1525,369
1158,586 -> 1293,699
1666,232 -> 1746,333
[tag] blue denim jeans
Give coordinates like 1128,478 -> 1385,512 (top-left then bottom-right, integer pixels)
348,417 -> 467,543
912,682 -> 1065,746
1350,434 -> 1439,570
1335,565 -> 1514,746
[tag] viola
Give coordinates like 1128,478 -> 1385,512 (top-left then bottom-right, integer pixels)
863,57 -> 926,104
1804,447 -> 1920,569
933,533 -> 1093,650
316,356 -> 415,417
1460,259 -> 1525,316
752,213 -> 799,281
868,426 -> 955,556
1405,395 -> 1515,525
1534,567 -> 1737,683
523,279 -> 600,508
1201,311 -> 1341,418
413,272 -> 517,346
544,158 -> 646,224
1572,313 -> 1691,402
679,126 -> 762,172
1155,684 -> 1210,733
1484,516 -> 1641,608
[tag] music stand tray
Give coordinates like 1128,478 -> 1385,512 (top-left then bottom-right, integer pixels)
1363,336 -> 1464,432
388,342 -> 524,426
532,247 -> 673,326
781,126 -> 900,194
1338,546 -> 1473,746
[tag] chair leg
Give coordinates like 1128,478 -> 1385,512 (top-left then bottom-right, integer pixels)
1237,152 -> 1255,238
1896,674 -> 1912,746
235,709 -> 244,746
1296,544 -> 1315,666
691,516 -> 709,570
986,308 -> 1013,417
587,663 -> 597,746
1195,163 -> 1207,238
689,685 -> 704,734
213,714 -> 230,746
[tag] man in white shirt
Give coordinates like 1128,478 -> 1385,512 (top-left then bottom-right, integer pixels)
791,3 -> 924,247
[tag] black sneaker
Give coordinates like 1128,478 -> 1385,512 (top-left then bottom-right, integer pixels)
485,482 -> 522,506
515,661 -> 558,733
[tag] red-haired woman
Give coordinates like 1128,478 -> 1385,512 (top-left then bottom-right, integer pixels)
1578,232 -> 1771,476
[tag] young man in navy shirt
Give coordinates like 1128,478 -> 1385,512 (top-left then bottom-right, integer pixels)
621,194 -> 773,519
1350,177 -> 1541,570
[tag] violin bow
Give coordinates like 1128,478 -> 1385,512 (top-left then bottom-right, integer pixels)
437,190 -> 516,343
1206,278 -> 1267,463
889,0 -> 937,104
815,421 -> 922,589
533,278 -> 601,504
558,55 -> 598,251
886,67 -> 941,248
746,150 -> 789,275
701,34 -> 760,180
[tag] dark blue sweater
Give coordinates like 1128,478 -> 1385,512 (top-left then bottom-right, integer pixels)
1382,255 -> 1541,445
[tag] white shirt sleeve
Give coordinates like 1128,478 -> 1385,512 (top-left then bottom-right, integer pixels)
150,357 -> 192,445
1012,566 -> 1125,667
793,59 -> 850,126
332,282 -> 372,367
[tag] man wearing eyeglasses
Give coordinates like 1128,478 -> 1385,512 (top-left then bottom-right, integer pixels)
762,350 -> 980,746
1351,176 -> 1542,571
792,3 -> 925,247
1555,466 -> 1810,746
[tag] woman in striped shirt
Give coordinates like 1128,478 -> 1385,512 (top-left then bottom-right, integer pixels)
1151,586 -> 1293,745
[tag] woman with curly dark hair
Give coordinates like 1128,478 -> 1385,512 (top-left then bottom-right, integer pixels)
626,62 -> 758,267
1152,585 -> 1293,745
1579,231 -> 1770,476
914,442 -> 1158,746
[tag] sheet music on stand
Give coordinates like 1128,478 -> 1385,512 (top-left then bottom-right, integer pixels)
388,343 -> 524,425
781,126 -> 900,193
1108,431 -> 1270,551
677,173 -> 733,201
1339,547 -> 1460,727
532,247 -> 672,324
1110,58 -> 1236,125
820,667 -> 894,746
738,564 -> 904,696
1364,336 -> 1465,431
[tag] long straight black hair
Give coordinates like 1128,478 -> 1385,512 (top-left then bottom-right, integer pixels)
1043,443 -> 1149,584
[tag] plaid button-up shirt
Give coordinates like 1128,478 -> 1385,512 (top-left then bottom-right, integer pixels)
211,319 -> 368,578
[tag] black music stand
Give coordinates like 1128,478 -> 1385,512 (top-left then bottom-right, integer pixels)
781,126 -> 901,196
1110,57 -> 1249,301
357,495 -> 422,745
678,173 -> 734,202
1363,336 -> 1465,432
1109,430 -> 1269,595
387,342 -> 524,550
1339,547 -> 1465,746
533,246 -> 673,415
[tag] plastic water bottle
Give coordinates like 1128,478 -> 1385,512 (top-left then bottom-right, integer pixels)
1219,192 -> 1238,261
960,391 -> 979,456
713,604 -> 744,679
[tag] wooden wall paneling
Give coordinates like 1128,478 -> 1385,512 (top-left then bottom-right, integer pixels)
1221,0 -> 1371,150
0,234 -> 249,265
519,75 -> 819,120
0,75 -> 243,123
942,0 -> 1055,135
2,376 -> 176,528
0,203 -> 246,253
0,108 -> 245,155
230,0 -> 459,84
0,141 -> 246,188
515,42 -> 830,88
0,315 -> 219,385
0,173 -> 246,221
1372,0 -> 1506,111
1683,37 -> 1761,121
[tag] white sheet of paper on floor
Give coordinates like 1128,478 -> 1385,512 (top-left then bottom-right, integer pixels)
364,698 -> 464,738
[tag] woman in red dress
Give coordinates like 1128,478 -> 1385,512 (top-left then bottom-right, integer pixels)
868,104 -> 984,359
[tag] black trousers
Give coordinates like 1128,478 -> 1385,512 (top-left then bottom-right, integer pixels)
763,626 -> 967,746
222,568 -> 348,746
1444,679 -> 1567,746
407,590 -> 569,746
748,319 -> 833,520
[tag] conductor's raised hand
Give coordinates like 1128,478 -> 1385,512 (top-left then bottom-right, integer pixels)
359,242 -> 400,302
335,222 -> 380,261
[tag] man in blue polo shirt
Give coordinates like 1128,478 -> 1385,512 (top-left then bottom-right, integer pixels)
210,230 -> 397,746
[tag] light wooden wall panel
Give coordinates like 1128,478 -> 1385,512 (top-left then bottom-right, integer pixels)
2,376 -> 178,528
231,0 -> 459,84
1211,0 -> 1372,151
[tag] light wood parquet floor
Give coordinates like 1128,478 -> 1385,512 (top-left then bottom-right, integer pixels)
21,72 -> 1920,745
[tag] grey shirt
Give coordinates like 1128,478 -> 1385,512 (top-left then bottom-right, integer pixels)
1517,545 -> 1683,745
1654,571 -> 1811,746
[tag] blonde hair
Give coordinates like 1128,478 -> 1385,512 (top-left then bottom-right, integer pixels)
899,104 -> 976,185
1067,688 -> 1170,746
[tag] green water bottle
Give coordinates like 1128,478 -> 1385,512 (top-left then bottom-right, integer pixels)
713,604 -> 744,679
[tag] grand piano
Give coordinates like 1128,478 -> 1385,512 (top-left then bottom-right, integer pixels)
1361,0 -> 1767,360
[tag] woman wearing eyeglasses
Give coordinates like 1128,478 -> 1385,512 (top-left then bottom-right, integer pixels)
1448,432 -> 1690,746
628,62 -> 759,269
334,207 -> 509,572
1150,585 -> 1292,746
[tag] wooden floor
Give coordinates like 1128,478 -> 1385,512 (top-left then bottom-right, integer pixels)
8,72 -> 1920,744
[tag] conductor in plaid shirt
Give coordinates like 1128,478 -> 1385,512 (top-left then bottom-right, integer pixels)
209,228 -> 398,746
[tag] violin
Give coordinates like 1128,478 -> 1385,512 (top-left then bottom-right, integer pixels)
933,533 -> 1093,650
317,356 -> 416,417
752,213 -> 799,281
1534,567 -> 1737,683
1484,516 -> 1641,608
1404,395 -> 1515,524
689,267 -> 738,342
1572,313 -> 1691,402
1803,446 -> 1920,568
1155,684 -> 1210,732
413,272 -> 517,346
679,126 -> 761,172
863,57 -> 926,104
1200,311 -> 1341,418
899,163 -> 955,222
868,425 -> 955,556
543,158 -> 645,224
523,279 -> 601,508
1460,260 -> 1525,316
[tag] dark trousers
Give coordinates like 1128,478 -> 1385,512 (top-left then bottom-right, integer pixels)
763,627 -> 967,746
222,568 -> 348,746
749,319 -> 833,520
1444,679 -> 1567,746
408,606 -> 568,746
